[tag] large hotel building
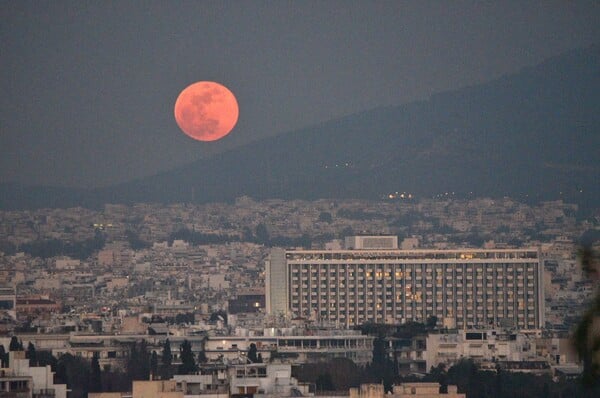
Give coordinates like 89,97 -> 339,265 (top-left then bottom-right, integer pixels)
266,236 -> 543,329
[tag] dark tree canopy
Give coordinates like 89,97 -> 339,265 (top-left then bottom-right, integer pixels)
178,340 -> 198,375
150,351 -> 158,379
0,345 -> 6,367
90,352 -> 102,392
160,339 -> 173,380
248,343 -> 258,363
26,342 -> 37,366
315,372 -> 335,392
197,350 -> 207,364
573,244 -> 600,388
127,341 -> 150,381
55,353 -> 91,398
255,223 -> 270,244
9,336 -> 23,351
318,211 -> 333,223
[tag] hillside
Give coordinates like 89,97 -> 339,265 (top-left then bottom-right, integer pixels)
1,45 -> 598,210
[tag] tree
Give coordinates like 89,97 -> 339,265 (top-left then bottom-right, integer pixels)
573,244 -> 600,387
197,350 -> 207,364
9,337 -> 24,351
428,364 -> 448,393
150,351 -> 158,379
368,335 -> 395,392
315,372 -> 335,391
248,343 -> 258,363
255,223 -> 270,245
318,212 -> 333,223
178,340 -> 198,374
0,240 -> 16,255
175,312 -> 195,325
338,226 -> 354,239
426,315 -> 438,329
26,342 -> 37,366
242,226 -> 254,242
36,350 -> 57,369
292,358 -> 364,393
393,321 -> 428,339
55,353 -> 91,398
325,358 -> 361,391
90,352 -> 102,392
127,341 -> 150,381
160,339 -> 173,380
371,337 -> 387,367
125,230 -> 150,250
299,233 -> 312,249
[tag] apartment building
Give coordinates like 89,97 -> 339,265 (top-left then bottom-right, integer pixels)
266,237 -> 543,329
204,328 -> 374,365
0,351 -> 67,398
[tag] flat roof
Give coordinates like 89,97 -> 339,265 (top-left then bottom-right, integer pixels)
284,248 -> 539,262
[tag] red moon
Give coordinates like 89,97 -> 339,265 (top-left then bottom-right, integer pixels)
174,81 -> 239,141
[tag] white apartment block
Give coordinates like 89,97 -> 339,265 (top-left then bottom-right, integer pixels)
204,330 -> 374,365
266,238 -> 543,329
0,351 -> 67,398
425,329 -> 539,371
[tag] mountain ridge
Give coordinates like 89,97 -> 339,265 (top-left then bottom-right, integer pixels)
1,45 -> 598,211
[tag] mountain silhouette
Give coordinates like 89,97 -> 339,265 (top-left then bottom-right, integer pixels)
1,45 -> 598,210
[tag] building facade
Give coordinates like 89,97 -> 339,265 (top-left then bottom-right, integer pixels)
0,351 -> 67,398
266,241 -> 543,329
204,329 -> 374,365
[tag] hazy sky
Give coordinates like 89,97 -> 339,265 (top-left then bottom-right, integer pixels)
2,1 -> 599,188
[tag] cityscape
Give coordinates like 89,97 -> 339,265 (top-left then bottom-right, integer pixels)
0,196 -> 598,397
2,2 -> 599,398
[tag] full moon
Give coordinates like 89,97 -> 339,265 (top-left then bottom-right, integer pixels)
174,81 -> 239,142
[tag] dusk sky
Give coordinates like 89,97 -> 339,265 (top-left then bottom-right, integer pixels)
2,1 -> 599,188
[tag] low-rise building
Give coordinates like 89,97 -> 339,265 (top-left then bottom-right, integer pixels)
89,380 -> 184,398
345,383 -> 465,398
228,363 -> 312,397
392,382 -> 465,397
204,328 -> 374,365
173,367 -> 229,397
0,351 -> 67,398
16,296 -> 61,320
425,329 -> 555,373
